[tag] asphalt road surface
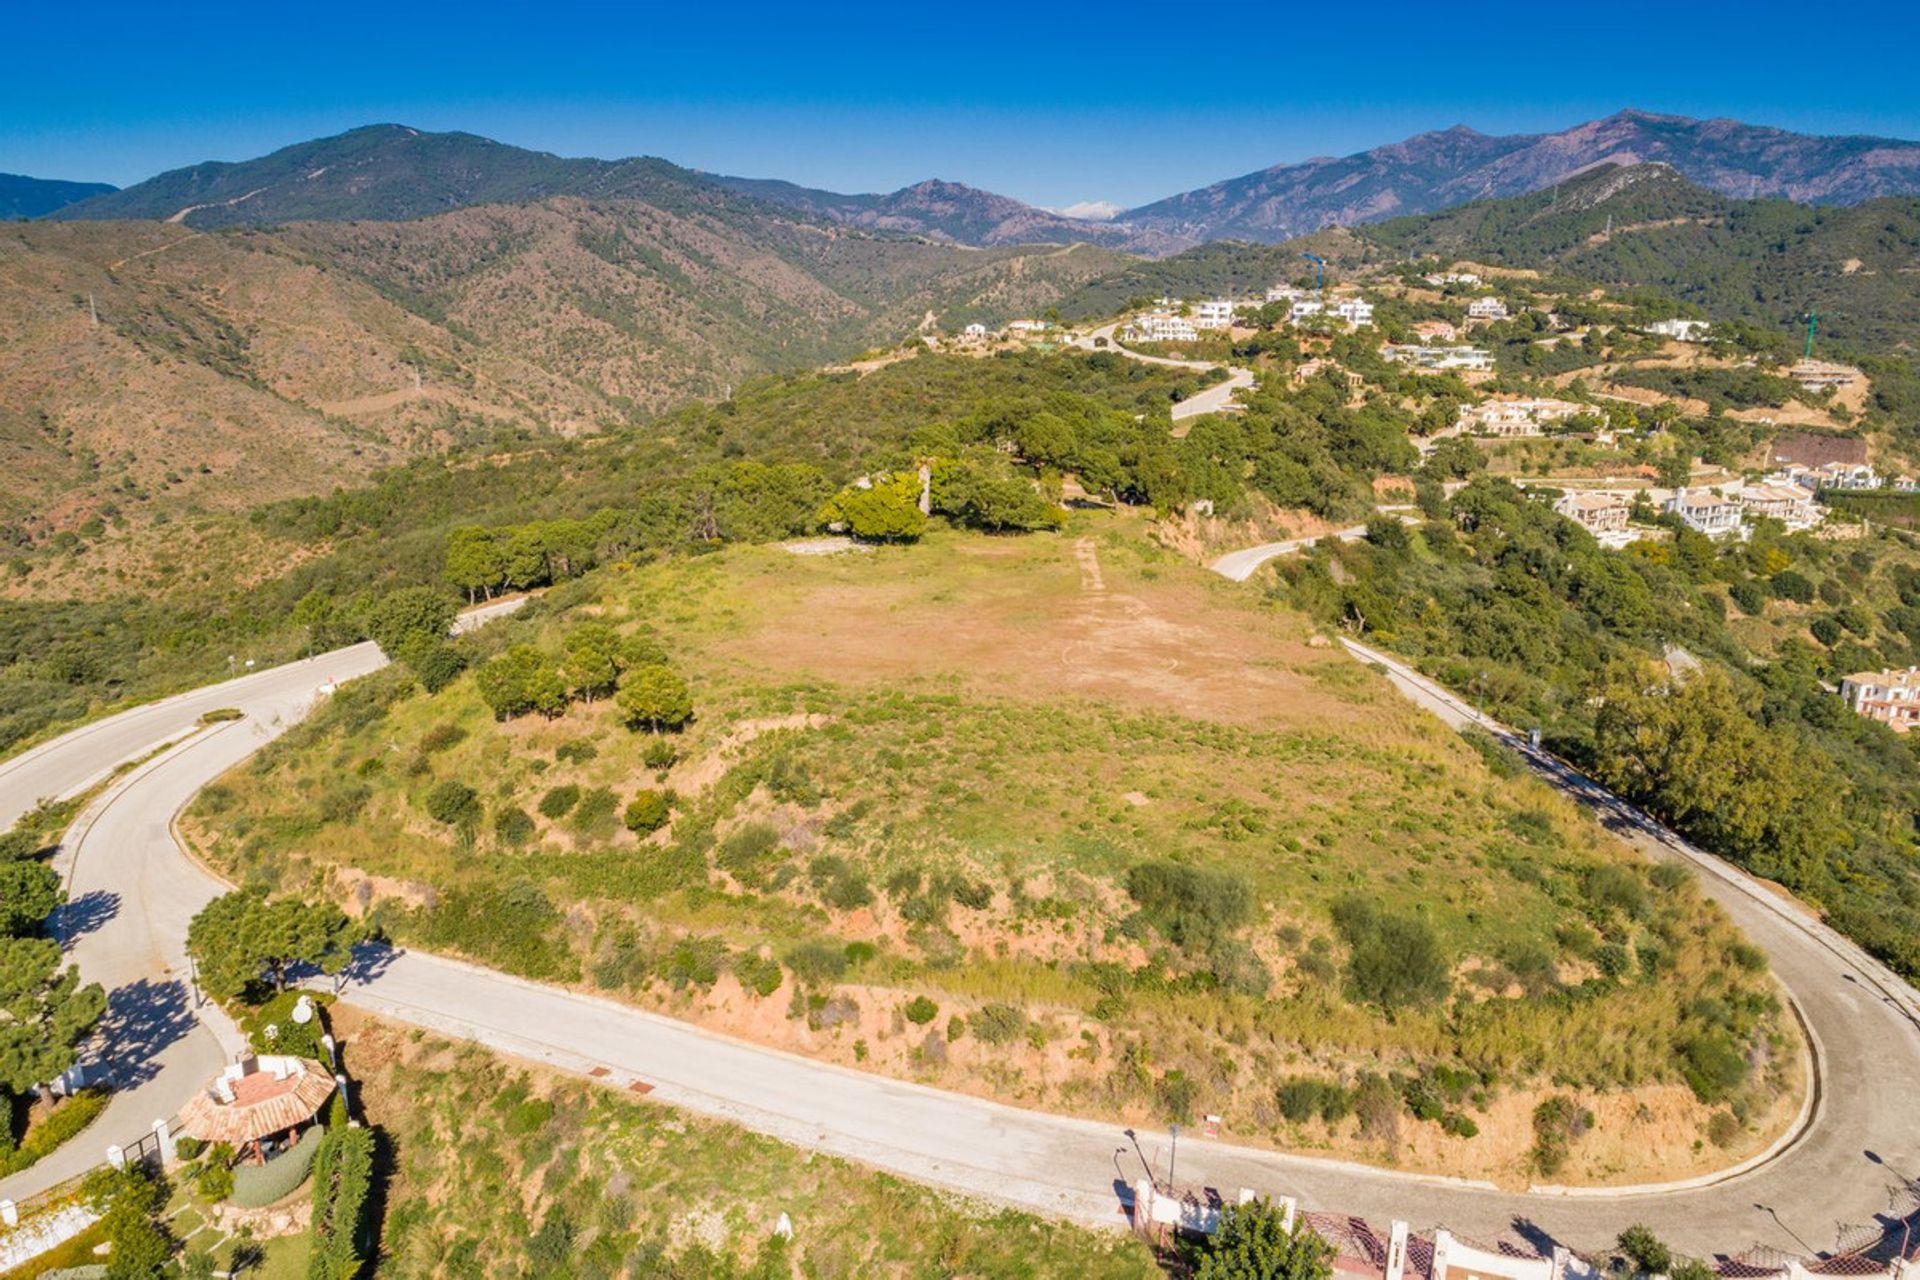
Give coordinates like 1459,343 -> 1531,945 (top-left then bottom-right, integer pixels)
6,599 -> 1919,1260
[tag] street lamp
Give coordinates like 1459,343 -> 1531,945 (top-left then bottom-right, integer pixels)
1168,1123 -> 1180,1196
187,954 -> 202,1009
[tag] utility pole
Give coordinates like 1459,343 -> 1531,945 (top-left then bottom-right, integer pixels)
88,293 -> 98,326
1167,1123 -> 1180,1195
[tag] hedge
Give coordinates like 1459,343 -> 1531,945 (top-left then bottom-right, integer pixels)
230,1125 -> 324,1206
0,1088 -> 111,1175
310,1123 -> 377,1277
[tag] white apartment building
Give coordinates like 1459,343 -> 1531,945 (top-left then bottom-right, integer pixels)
1130,312 -> 1198,343
1455,397 -> 1585,437
1736,482 -> 1820,529
1648,318 -> 1711,342
1193,299 -> 1236,330
1289,299 -> 1325,322
1333,298 -> 1375,327
1384,344 -> 1494,371
1466,297 -> 1510,322
1665,488 -> 1744,538
1265,284 -> 1303,303
1424,271 -> 1481,286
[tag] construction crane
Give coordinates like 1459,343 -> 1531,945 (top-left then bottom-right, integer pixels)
1301,252 -> 1327,293
1804,309 -> 1820,359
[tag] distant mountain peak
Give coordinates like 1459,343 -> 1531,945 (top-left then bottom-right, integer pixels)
1120,111 -> 1920,243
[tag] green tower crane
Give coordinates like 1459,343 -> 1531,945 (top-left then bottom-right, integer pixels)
1804,309 -> 1819,359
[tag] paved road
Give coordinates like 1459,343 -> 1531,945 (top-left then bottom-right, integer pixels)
7,599 -> 1920,1258
1075,322 -> 1256,427
1210,524 -> 1371,581
0,599 -> 522,1203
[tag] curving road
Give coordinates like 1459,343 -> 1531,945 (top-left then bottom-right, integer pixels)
0,600 -> 521,1203
1074,322 -> 1256,427
5,601 -> 1920,1258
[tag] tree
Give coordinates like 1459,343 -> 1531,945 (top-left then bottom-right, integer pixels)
94,1165 -> 172,1280
616,664 -> 693,732
362,587 -> 455,659
424,780 -> 480,828
0,860 -> 63,936
476,645 -> 565,721
1330,897 -> 1450,1012
1193,1201 -> 1335,1280
0,937 -> 106,1093
820,474 -> 927,542
563,625 -> 622,702
444,526 -> 503,603
186,892 -> 357,1003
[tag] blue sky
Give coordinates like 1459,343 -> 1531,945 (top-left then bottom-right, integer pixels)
5,0 -> 1918,209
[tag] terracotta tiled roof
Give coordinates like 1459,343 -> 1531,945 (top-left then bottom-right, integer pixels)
177,1057 -> 335,1146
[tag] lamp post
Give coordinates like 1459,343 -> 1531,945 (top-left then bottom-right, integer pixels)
1167,1123 -> 1180,1197
187,954 -> 202,1009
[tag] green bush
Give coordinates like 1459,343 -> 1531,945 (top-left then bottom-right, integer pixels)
554,739 -> 598,765
643,738 -> 679,770
973,1002 -> 1027,1045
718,823 -> 780,874
1124,861 -> 1254,950
1680,1028 -> 1749,1102
1616,1225 -> 1672,1277
240,988 -> 333,1060
310,1122 -> 376,1279
1530,1095 -> 1593,1175
732,952 -> 784,997
494,806 -> 536,847
624,790 -> 671,834
784,942 -> 848,985
1330,897 -> 1450,1011
1155,1069 -> 1199,1125
0,1087 -> 110,1175
505,1097 -> 555,1135
904,995 -> 939,1025
424,779 -> 480,827
230,1125 -> 324,1206
569,786 -> 620,838
538,784 -> 581,818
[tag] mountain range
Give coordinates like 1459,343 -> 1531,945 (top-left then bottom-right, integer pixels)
2,173 -> 117,220
33,111 -> 1920,252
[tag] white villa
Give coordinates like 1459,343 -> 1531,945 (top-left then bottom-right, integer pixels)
1736,482 -> 1821,529
961,322 -> 988,340
1455,397 -> 1585,437
1193,299 -> 1236,330
1553,491 -> 1632,539
1289,299 -> 1325,322
1841,667 -> 1920,733
1466,297 -> 1510,322
1791,461 -> 1880,490
1385,344 -> 1494,371
1648,318 -> 1712,342
1424,271 -> 1481,286
1265,284 -> 1304,303
1333,298 -> 1375,327
1130,312 -> 1198,343
1665,488 -> 1744,538
1007,319 -> 1050,334
1789,359 -> 1862,392
1413,320 -> 1459,342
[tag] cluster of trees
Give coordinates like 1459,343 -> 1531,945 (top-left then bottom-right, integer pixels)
185,891 -> 360,1003
1275,475 -> 1920,979
473,624 -> 693,731
0,808 -> 106,1133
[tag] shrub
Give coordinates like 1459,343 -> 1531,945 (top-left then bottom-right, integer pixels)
554,739 -> 598,765
538,785 -> 581,819
785,942 -> 848,985
717,823 -> 780,874
732,952 -> 784,997
1584,864 -> 1650,920
1330,898 -> 1450,1012
1769,569 -> 1814,603
494,806 -> 535,847
1707,1109 -> 1741,1148
617,664 -> 694,732
423,780 -> 480,827
0,1087 -> 110,1175
1125,861 -> 1255,950
904,996 -> 939,1025
569,786 -> 620,838
1680,1029 -> 1749,1102
946,1015 -> 967,1042
195,1161 -> 234,1202
230,1126 -> 323,1206
1353,1073 -> 1400,1145
973,1002 -> 1028,1045
310,1123 -> 376,1278
504,1097 -> 555,1135
624,790 -> 671,834
1156,1070 -> 1199,1125
661,937 -> 725,989
240,988 -> 333,1060
1194,1200 -> 1336,1280
1728,579 -> 1767,616
1530,1095 -> 1593,1175
1440,1111 -> 1480,1139
1616,1225 -> 1672,1277
642,738 -> 679,770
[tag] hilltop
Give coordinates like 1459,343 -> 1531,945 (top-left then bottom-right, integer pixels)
1,172 -> 116,219
1121,110 -> 1920,243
